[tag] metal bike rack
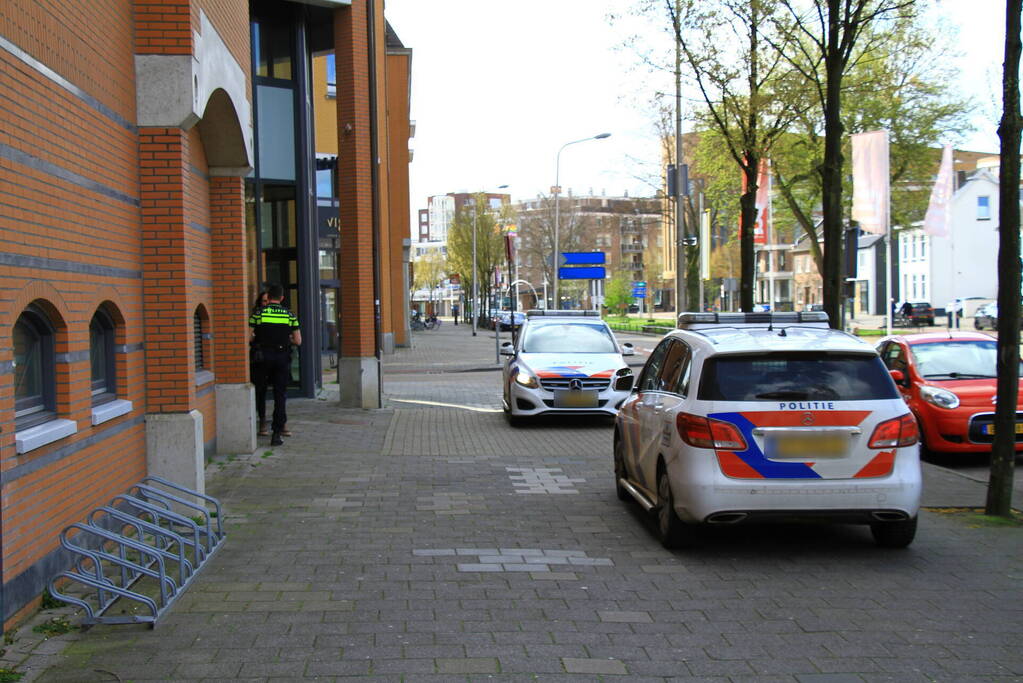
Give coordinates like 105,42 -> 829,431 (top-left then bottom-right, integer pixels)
48,476 -> 225,627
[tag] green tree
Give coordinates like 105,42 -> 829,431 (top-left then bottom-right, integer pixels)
604,271 -> 634,316
446,194 -> 505,324
774,0 -> 917,326
665,0 -> 806,311
771,14 -> 973,278
412,249 -> 445,313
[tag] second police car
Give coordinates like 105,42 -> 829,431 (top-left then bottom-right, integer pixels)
614,312 -> 922,548
501,310 -> 636,425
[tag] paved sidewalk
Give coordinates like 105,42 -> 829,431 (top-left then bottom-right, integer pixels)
2,321 -> 1021,682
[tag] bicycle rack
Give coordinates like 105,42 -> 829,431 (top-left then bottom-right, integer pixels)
48,476 -> 225,627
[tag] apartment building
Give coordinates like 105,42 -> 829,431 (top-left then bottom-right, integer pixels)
512,194 -> 663,310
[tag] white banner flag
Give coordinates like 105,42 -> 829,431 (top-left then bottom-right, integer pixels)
851,130 -> 890,235
923,144 -> 954,237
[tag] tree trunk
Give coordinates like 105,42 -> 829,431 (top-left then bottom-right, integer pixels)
820,0 -> 845,330
776,175 -> 825,276
739,158 -> 758,312
986,0 -> 1022,518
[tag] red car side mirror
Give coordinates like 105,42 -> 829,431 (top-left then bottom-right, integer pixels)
889,369 -> 906,385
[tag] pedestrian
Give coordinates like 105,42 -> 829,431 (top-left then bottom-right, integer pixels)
249,284 -> 301,446
249,290 -> 270,436
452,303 -> 459,325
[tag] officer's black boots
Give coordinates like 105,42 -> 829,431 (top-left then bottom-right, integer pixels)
270,431 -> 284,446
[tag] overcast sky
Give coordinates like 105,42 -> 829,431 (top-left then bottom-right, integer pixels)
383,0 -> 1007,218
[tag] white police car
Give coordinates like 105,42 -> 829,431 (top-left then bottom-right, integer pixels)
501,310 -> 636,425
614,312 -> 922,548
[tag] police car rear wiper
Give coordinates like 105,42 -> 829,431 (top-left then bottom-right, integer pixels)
755,390 -> 809,399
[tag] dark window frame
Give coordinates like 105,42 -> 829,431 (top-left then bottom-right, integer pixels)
14,305 -> 57,430
194,310 -> 205,371
90,308 -> 117,405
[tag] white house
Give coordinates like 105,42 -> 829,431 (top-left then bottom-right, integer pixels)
897,162 -> 1001,310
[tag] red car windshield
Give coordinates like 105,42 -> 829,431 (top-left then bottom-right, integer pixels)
909,340 -> 1019,379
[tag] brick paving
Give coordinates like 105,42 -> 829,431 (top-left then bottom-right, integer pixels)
3,322 -> 1022,681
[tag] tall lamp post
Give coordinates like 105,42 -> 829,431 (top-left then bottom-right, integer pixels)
471,185 -> 508,337
552,132 -> 611,310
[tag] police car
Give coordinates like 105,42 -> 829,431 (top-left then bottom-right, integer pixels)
614,312 -> 922,548
501,310 -> 636,425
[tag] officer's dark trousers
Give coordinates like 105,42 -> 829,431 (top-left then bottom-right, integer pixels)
261,350 -> 291,433
252,359 -> 269,423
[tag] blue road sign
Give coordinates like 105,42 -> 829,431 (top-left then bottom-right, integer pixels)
561,251 -> 606,266
631,290 -> 646,297
559,266 -> 606,280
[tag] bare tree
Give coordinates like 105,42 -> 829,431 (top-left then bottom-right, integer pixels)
987,0 -> 1021,518
774,0 -> 915,326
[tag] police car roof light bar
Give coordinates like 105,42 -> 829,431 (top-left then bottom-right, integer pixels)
676,311 -> 830,329
526,310 -> 600,317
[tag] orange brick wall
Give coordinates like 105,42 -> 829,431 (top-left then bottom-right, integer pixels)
1,0 -> 256,628
134,0 -> 193,55
336,0 -> 377,358
386,50 -> 411,348
211,176 -> 251,385
0,0 -> 149,628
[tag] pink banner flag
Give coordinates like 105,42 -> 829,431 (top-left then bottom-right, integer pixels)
851,130 -> 890,235
923,144 -> 953,237
754,158 -> 770,245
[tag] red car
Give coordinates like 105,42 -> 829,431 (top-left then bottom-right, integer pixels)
875,331 -> 1023,454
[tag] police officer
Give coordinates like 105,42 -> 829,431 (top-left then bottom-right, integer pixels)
249,284 -> 301,446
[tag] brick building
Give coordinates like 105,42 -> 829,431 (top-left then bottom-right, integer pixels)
512,194 -> 663,310
0,0 -> 411,628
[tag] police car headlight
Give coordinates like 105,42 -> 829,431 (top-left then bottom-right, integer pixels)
920,385 -> 960,410
514,370 -> 539,388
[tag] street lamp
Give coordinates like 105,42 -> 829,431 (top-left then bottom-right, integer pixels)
471,184 -> 508,337
552,132 -> 611,310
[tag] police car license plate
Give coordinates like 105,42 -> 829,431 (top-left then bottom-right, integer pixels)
981,423 -> 1023,436
553,389 -> 598,408
769,435 -> 847,459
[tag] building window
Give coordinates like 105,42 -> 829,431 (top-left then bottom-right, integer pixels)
14,305 -> 56,430
325,54 -> 336,97
920,235 -> 927,259
193,310 -> 205,371
90,309 -> 116,405
977,195 -> 991,220
253,19 -> 292,80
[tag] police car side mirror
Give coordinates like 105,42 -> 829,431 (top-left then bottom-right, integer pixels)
621,342 -> 635,356
500,342 -> 515,357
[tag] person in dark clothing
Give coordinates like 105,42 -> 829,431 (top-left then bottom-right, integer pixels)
249,284 -> 301,446
452,303 -> 459,325
249,290 -> 270,436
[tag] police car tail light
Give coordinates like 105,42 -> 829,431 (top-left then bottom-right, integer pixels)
868,413 -> 918,449
676,413 -> 747,451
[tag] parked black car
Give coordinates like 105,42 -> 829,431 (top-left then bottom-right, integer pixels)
898,301 -> 934,326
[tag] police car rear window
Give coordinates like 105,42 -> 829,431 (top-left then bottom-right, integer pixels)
698,352 -> 899,402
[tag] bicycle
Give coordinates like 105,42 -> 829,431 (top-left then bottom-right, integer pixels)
410,317 -> 425,331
